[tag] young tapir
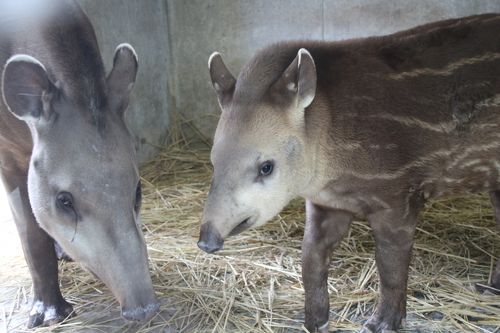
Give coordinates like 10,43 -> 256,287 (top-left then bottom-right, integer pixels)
198,13 -> 500,332
0,0 -> 159,327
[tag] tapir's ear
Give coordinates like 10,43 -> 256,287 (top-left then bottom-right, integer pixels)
2,55 -> 55,121
107,43 -> 138,115
271,48 -> 316,110
208,52 -> 236,107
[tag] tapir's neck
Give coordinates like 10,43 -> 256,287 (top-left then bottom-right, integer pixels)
300,93 -> 336,199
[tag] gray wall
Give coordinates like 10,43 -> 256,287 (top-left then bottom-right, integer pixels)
78,1 -> 500,161
78,0 -> 170,163
167,0 -> 500,139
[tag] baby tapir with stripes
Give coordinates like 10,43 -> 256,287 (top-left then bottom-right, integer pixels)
0,0 -> 158,327
198,14 -> 500,333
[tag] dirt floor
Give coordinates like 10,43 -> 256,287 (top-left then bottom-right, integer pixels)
1,144 -> 499,333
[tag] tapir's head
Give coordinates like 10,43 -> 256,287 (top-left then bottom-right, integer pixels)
198,47 -> 317,253
1,45 -> 159,320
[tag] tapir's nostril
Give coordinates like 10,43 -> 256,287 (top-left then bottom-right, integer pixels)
198,222 -> 224,253
197,239 -> 223,253
121,301 -> 160,322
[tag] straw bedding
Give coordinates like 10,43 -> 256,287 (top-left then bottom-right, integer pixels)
2,130 -> 500,332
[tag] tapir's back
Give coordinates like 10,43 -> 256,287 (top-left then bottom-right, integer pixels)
307,14 -> 500,198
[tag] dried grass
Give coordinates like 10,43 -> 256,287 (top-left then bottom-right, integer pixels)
2,116 -> 500,332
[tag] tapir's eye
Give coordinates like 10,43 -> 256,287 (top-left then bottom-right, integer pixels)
259,161 -> 274,177
56,192 -> 74,212
134,181 -> 142,213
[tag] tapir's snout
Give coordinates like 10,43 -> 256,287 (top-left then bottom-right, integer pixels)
198,222 -> 224,253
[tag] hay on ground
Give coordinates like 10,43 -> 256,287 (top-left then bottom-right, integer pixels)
2,120 -> 500,332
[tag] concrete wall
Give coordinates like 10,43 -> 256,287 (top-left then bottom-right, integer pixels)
167,0 -> 500,139
78,0 -> 170,163
78,0 -> 500,160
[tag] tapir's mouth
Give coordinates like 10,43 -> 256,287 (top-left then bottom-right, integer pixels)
229,217 -> 254,236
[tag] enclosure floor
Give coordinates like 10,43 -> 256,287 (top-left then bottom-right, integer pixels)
1,145 -> 499,332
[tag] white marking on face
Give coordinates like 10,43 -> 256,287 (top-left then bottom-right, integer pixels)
234,182 -> 290,228
286,82 -> 297,92
214,82 -> 221,91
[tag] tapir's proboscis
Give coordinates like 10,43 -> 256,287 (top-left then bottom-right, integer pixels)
199,14 -> 500,332
0,0 -> 159,327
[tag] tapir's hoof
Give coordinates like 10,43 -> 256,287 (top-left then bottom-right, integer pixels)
359,326 -> 397,333
360,315 -> 403,333
304,321 -> 329,333
27,299 -> 74,328
317,321 -> 329,333
359,327 -> 397,333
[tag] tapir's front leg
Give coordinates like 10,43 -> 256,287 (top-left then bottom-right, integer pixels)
1,168 -> 73,328
362,202 -> 420,333
302,200 -> 353,333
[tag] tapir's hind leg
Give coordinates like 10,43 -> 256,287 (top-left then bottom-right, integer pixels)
302,201 -> 353,333
1,167 -> 73,327
487,190 -> 500,292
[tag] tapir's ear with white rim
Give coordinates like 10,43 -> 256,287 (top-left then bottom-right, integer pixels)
107,43 -> 138,116
2,55 -> 55,122
208,52 -> 236,107
270,48 -> 317,110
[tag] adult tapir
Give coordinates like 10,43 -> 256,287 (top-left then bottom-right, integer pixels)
0,0 -> 158,327
198,13 -> 500,332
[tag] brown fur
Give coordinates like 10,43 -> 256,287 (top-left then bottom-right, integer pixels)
201,14 -> 500,332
